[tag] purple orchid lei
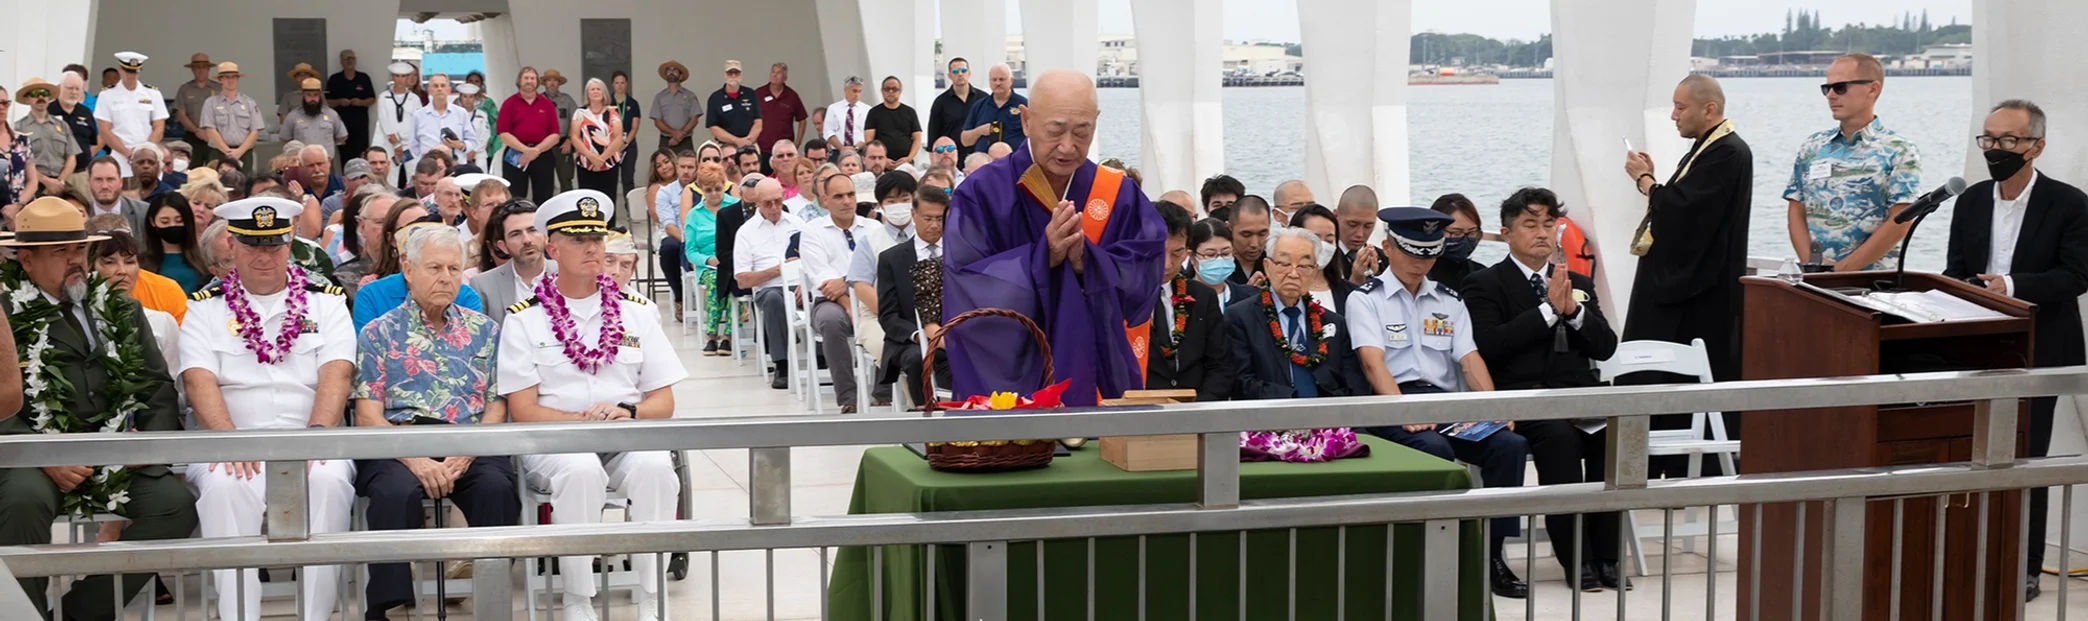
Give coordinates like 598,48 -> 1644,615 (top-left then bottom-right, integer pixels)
222,266 -> 311,364
537,272 -> 624,374
1239,428 -> 1369,463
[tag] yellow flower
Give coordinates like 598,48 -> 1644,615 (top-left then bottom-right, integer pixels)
988,392 -> 1019,410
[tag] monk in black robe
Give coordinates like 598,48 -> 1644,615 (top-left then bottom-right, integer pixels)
1621,74 -> 1753,464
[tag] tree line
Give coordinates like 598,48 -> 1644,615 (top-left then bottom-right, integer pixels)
1328,10 -> 1972,69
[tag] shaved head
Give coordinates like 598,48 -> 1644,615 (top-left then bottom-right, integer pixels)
1022,69 -> 1101,179
1335,185 -> 1379,251
1158,190 -> 1194,210
1273,180 -> 1313,220
1678,74 -> 1725,110
1337,185 -> 1378,216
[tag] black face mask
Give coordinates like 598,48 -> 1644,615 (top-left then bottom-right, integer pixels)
155,225 -> 190,241
1984,149 -> 2030,182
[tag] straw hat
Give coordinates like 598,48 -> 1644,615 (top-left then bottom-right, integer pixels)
300,77 -> 323,91
17,77 -> 57,98
2,197 -> 110,247
214,62 -> 242,78
656,60 -> 688,81
287,63 -> 319,81
186,53 -> 213,68
540,69 -> 568,87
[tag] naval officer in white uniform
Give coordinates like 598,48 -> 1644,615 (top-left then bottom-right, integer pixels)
179,196 -> 356,621
498,189 -> 688,621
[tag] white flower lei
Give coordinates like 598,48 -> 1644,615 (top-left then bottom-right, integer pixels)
0,267 -> 150,518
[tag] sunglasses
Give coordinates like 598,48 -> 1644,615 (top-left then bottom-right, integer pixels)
1818,79 -> 1875,96
933,145 -> 956,153
951,68 -> 970,75
701,156 -> 721,163
22,90 -> 51,99
881,86 -> 899,92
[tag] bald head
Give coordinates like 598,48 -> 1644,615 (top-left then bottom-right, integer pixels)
1337,185 -> 1378,216
987,64 -> 1014,98
1678,74 -> 1725,111
1336,185 -> 1379,250
1158,190 -> 1194,210
1021,70 -> 1099,179
1273,180 -> 1313,221
1671,75 -> 1729,139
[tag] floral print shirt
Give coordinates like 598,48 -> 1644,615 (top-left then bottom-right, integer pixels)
1783,117 -> 1924,271
353,301 -> 501,424
1,131 -> 30,207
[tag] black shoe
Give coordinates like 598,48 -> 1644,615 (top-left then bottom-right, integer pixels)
1574,564 -> 1603,592
1595,561 -> 1632,591
702,340 -> 718,354
770,368 -> 789,390
2027,574 -> 2043,602
1490,557 -> 1528,599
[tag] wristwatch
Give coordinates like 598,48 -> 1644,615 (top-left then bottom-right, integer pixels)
615,402 -> 639,418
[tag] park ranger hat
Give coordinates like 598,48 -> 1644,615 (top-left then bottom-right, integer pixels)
535,189 -> 613,237
216,197 -> 303,246
1376,206 -> 1454,259
2,197 -> 110,247
186,53 -> 213,68
287,63 -> 320,81
214,62 -> 242,78
114,52 -> 148,72
299,77 -> 323,91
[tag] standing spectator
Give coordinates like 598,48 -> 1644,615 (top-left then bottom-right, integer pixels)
1425,193 -> 1486,295
464,71 -> 502,160
95,52 -> 167,177
0,87 -> 34,210
541,70 -> 578,193
1783,53 -> 1920,271
610,71 -> 642,195
173,54 -> 223,166
682,161 -> 738,353
375,62 -> 422,187
863,76 -> 922,166
570,78 -> 626,207
755,62 -> 808,157
456,82 -> 494,170
1146,200 -> 1236,401
497,67 -> 562,204
279,77 -> 348,150
705,60 -> 763,150
655,150 -> 700,317
651,61 -> 702,151
53,72 -> 99,180
822,77 -> 872,152
927,58 -> 979,161
959,64 -> 1025,151
14,77 -> 79,197
411,75 -> 476,175
326,49 -> 377,165
99,67 -> 120,92
277,63 -> 321,123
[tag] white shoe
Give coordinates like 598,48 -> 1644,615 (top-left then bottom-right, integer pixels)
636,597 -> 664,621
562,600 -> 601,621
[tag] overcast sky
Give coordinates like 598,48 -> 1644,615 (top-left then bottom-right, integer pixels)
400,1 -> 1974,44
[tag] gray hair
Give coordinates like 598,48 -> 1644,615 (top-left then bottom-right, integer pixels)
401,224 -> 465,265
130,142 -> 165,163
1993,99 -> 2048,138
843,76 -> 863,87
963,153 -> 992,168
1265,227 -> 1321,259
299,144 -> 331,164
198,220 -> 232,268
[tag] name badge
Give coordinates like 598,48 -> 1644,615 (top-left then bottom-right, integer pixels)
764,96 -> 774,102
1385,324 -> 1409,347
1806,160 -> 1833,181
621,334 -> 641,348
722,104 -> 734,112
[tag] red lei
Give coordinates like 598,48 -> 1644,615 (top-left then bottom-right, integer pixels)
1157,277 -> 1194,359
1261,288 -> 1330,367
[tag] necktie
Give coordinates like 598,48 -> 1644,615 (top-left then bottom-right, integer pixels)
1529,272 -> 1547,297
844,106 -> 856,146
925,244 -> 939,260
1283,306 -> 1317,398
57,300 -> 87,346
843,228 -> 856,251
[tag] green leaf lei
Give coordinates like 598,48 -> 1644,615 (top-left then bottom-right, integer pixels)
0,262 -> 151,519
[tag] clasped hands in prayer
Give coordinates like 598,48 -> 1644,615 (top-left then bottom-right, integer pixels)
1045,200 -> 1086,274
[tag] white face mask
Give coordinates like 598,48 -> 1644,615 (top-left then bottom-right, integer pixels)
1314,239 -> 1336,268
170,158 -> 189,173
882,204 -> 913,227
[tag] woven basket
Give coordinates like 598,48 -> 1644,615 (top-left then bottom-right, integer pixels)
920,308 -> 1057,472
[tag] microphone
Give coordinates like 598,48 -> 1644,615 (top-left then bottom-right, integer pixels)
1891,177 -> 1969,224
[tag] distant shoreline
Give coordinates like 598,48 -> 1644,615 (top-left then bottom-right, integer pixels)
940,66 -> 1972,89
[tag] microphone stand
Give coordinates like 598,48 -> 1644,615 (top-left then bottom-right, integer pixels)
1876,207 -> 1935,292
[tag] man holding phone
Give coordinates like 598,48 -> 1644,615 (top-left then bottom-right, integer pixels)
410,74 -> 478,167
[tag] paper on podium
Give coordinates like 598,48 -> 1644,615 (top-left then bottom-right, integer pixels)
1798,282 -> 2009,323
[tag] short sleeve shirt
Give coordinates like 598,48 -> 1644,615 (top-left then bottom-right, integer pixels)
755,85 -> 807,152
199,92 -> 264,147
173,80 -> 221,127
92,82 -> 168,150
863,103 -> 923,158
354,302 -> 501,424
705,85 -> 761,139
49,101 -> 98,169
495,291 -> 689,412
1782,117 -> 1924,270
1345,275 -> 1476,390
280,106 -> 347,147
962,92 -> 1027,149
13,114 -> 81,176
177,283 -> 356,430
650,86 -> 703,133
547,91 -> 578,135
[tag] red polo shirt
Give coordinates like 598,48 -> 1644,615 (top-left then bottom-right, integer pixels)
755,84 -> 807,154
497,93 -> 560,146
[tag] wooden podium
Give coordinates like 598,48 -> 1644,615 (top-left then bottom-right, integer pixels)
1737,272 -> 2033,621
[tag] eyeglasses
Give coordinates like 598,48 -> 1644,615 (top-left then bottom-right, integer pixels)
1445,228 -> 1480,240
881,86 -> 899,92
1193,249 -> 1230,260
1818,80 -> 1875,96
1265,259 -> 1314,275
1976,135 -> 2041,150
933,145 -> 956,153
951,68 -> 970,75
22,90 -> 50,99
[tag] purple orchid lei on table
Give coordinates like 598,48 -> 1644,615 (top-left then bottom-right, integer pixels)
537,272 -> 624,374
1240,428 -> 1369,463
222,265 -> 311,364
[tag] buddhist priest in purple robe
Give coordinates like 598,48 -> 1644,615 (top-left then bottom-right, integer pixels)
942,70 -> 1166,406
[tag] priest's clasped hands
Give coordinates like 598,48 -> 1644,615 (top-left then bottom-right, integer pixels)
1046,200 -> 1086,274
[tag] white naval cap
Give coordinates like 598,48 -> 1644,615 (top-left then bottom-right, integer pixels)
605,230 -> 637,256
534,189 -> 613,237
216,197 -> 304,246
114,52 -> 149,71
456,82 -> 481,96
388,61 -> 415,76
453,173 -> 507,196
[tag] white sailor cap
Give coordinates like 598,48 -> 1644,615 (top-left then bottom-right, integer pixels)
114,52 -> 149,71
456,82 -> 481,96
605,230 -> 638,256
216,197 -> 304,246
534,189 -> 613,237
388,61 -> 416,76
453,173 -> 507,196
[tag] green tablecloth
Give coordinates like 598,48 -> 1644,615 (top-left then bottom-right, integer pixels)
827,436 -> 1487,620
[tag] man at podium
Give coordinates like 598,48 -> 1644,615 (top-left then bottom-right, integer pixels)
1942,99 -> 2088,601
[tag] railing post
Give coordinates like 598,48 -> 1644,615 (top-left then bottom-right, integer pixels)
1973,397 -> 2019,469
471,558 -> 513,621
1197,432 -> 1239,509
1605,415 -> 1650,489
967,540 -> 1008,621
0,558 -> 33,616
1821,496 -> 1867,620
265,460 -> 309,541
1422,519 -> 1459,620
750,447 -> 792,525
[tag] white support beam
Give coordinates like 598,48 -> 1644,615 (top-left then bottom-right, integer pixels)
857,0 -> 936,158
1548,0 -> 1697,326
1298,0 -> 1411,205
940,0 -> 1010,77
1971,0 -> 2088,183
1018,0 -> 1099,78
1128,0 -> 1223,198
2,0 -> 97,124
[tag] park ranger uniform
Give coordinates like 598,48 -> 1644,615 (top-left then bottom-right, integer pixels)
178,197 -> 356,621
497,189 -> 688,620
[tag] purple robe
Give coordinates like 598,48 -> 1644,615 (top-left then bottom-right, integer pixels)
943,144 -> 1165,406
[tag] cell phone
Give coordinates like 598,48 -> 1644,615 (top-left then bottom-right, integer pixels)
1622,136 -> 1634,153
441,128 -> 459,141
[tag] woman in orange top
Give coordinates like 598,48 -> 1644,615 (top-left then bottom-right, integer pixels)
88,230 -> 185,373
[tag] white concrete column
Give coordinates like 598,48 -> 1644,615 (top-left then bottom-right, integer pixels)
1298,0 -> 1411,204
817,0 -> 872,100
1548,0 -> 1697,324
477,17 -> 519,103
1129,0 -> 1224,197
1018,0 -> 1099,77
2,0 -> 97,123
1975,0 -> 2088,566
940,0 -> 1010,77
856,0 -> 937,154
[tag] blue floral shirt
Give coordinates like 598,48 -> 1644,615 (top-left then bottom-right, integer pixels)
1783,117 -> 1924,270
353,302 -> 501,424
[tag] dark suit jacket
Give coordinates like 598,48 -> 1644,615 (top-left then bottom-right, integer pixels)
875,239 -> 924,383
1147,280 -> 1236,401
714,202 -> 750,297
0,296 -> 182,474
1223,296 -> 1370,399
1465,258 -> 1619,390
1944,173 -> 2088,367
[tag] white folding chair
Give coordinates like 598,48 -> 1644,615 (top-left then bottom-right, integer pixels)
679,268 -> 704,337
846,292 -> 878,414
779,262 -> 813,404
1595,338 -> 1741,576
49,514 -> 165,621
349,497 -> 476,621
793,263 -> 839,414
731,294 -> 754,366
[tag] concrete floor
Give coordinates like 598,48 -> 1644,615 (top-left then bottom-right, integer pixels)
61,297 -> 2088,620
